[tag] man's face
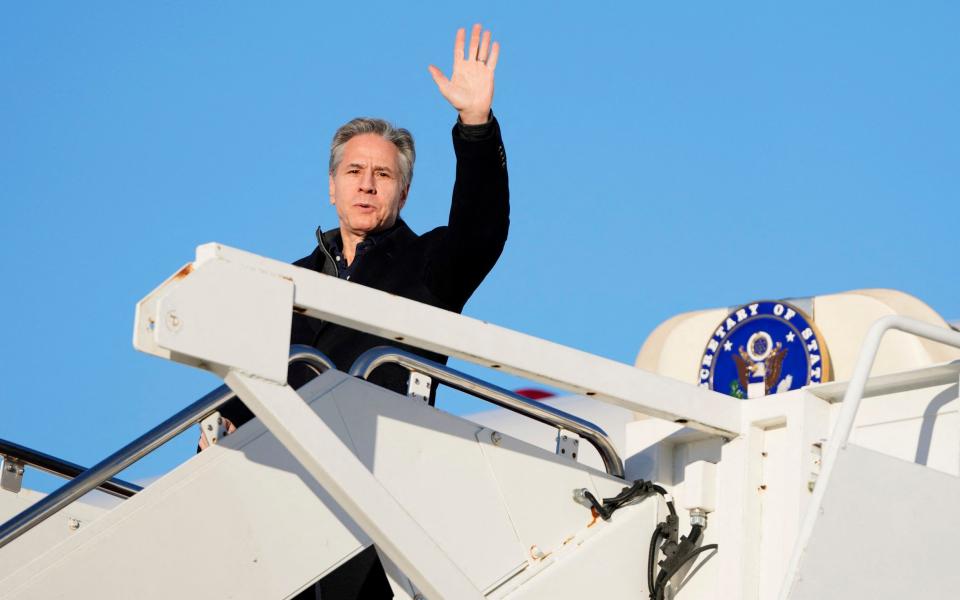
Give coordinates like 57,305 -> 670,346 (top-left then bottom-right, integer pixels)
329,133 -> 407,240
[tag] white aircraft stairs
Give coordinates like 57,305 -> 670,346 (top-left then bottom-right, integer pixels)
1,243 -> 958,599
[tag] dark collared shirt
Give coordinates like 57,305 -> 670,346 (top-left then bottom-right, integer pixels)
327,227 -> 391,281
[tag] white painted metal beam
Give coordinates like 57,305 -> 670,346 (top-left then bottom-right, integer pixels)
167,243 -> 741,436
225,372 -> 483,600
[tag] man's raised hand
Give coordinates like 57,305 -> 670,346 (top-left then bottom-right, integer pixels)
428,24 -> 500,125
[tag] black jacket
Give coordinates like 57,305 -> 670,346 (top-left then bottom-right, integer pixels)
222,117 -> 509,426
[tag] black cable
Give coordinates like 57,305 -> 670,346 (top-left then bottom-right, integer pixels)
674,544 -> 719,571
651,523 -> 705,598
581,480 -> 682,600
583,479 -> 677,523
646,509 -> 679,598
655,578 -> 666,600
652,531 -> 718,599
573,480 -> 704,599
654,560 -> 673,600
655,543 -> 719,598
581,489 -> 611,521
653,553 -> 671,599
647,523 -> 665,594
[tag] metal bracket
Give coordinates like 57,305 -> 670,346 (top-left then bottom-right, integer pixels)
555,430 -> 580,462
1,457 -> 25,493
808,439 -> 825,492
200,412 -> 227,447
407,372 -> 432,404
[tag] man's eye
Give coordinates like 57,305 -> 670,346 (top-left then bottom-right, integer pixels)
376,171 -> 391,178
346,169 -> 360,174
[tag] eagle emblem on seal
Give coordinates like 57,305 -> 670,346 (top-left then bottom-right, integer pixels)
697,301 -> 832,399
733,333 -> 788,396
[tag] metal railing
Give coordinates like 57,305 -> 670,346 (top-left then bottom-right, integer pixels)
0,439 -> 142,499
0,345 -> 334,550
349,347 -> 626,479
828,316 -> 960,451
779,316 -> 960,600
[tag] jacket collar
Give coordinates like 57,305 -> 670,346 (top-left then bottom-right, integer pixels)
315,219 -> 416,255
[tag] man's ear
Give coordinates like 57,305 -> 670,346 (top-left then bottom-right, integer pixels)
328,174 -> 336,205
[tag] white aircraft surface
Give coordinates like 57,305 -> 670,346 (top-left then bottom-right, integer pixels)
1,243 -> 958,599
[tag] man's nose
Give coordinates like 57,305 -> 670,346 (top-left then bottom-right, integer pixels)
359,169 -> 377,194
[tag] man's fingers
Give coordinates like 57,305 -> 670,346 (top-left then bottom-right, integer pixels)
428,65 -> 447,85
478,29 -> 491,63
487,41 -> 500,70
428,65 -> 452,96
453,27 -> 465,63
468,23 -> 482,60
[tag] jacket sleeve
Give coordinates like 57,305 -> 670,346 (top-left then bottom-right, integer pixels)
424,117 -> 510,307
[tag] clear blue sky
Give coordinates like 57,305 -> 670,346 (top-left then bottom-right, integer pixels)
2,2 -> 958,490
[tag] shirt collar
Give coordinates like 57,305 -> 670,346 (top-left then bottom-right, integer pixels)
324,221 -> 401,257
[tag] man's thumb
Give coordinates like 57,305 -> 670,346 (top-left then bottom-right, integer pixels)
428,65 -> 449,89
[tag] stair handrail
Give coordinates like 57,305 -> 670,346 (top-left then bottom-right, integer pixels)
0,345 -> 334,550
0,439 -> 142,499
779,316 -> 960,600
349,346 -> 626,479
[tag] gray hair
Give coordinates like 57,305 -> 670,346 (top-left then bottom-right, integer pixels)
328,117 -> 416,192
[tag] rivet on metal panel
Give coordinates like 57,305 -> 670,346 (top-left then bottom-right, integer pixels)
529,545 -> 547,560
490,431 -> 502,446
67,518 -> 81,531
